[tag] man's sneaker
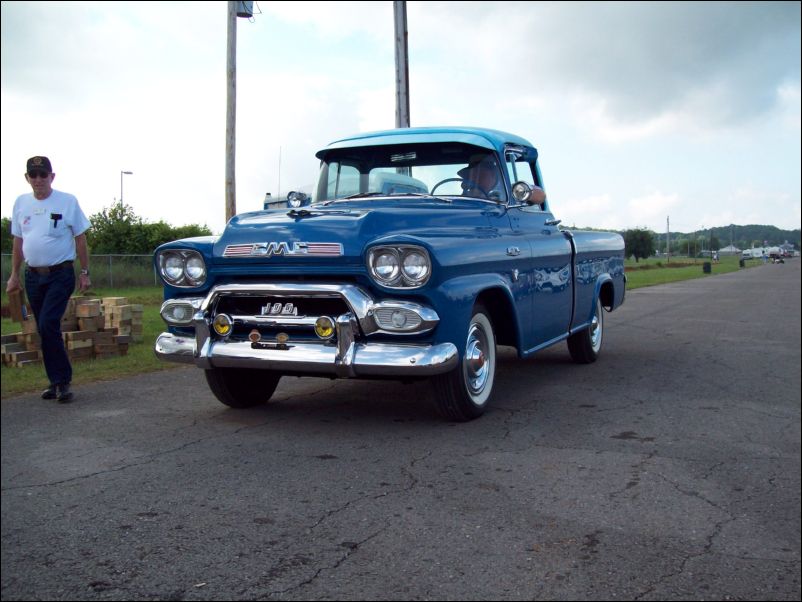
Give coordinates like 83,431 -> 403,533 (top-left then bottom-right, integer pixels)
41,385 -> 58,400
57,384 -> 74,403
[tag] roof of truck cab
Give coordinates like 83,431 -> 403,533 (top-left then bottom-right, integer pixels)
316,127 -> 536,159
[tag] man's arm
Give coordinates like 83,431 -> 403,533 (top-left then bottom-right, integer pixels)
5,236 -> 24,293
75,233 -> 91,292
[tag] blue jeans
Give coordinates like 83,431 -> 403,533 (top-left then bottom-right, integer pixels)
24,267 -> 76,386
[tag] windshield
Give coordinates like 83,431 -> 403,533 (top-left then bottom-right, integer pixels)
315,143 -> 508,203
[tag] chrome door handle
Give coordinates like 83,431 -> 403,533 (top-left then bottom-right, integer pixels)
506,246 -> 521,256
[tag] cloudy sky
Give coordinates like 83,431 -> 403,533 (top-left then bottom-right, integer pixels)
2,1 -> 800,236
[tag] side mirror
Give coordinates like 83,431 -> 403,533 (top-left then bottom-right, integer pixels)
512,181 -> 546,206
512,181 -> 532,203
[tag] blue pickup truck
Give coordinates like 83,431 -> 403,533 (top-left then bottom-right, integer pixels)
154,127 -> 626,420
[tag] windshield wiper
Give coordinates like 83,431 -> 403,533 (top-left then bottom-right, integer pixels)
337,191 -> 452,204
342,192 -> 386,200
400,192 -> 452,203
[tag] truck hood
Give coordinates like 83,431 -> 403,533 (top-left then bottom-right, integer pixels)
212,199 -> 507,264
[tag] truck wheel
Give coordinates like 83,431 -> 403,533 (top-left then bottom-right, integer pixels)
567,299 -> 603,364
205,368 -> 281,408
433,305 -> 496,421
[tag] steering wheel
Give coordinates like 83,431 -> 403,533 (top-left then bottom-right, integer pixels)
430,177 -> 465,195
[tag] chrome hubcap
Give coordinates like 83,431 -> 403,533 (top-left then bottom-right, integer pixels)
590,303 -> 603,353
465,324 -> 489,396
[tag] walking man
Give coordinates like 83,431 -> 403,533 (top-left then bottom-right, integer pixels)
6,156 -> 92,402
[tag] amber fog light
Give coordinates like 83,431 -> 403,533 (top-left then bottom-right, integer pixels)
314,316 -> 335,340
213,314 -> 233,337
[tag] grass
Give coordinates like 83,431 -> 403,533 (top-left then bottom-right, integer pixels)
1,286 -> 177,399
624,255 -> 757,289
1,259 -> 767,398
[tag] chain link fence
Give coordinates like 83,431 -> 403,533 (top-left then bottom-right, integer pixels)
1,254 -> 158,288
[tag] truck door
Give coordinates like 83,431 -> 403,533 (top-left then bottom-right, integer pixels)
504,151 -> 573,353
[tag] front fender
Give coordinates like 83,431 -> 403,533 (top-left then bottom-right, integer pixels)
430,273 -> 520,353
154,236 -> 219,299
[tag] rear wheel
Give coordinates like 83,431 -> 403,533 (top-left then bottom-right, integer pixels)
567,299 -> 603,364
433,305 -> 496,421
205,368 -> 281,408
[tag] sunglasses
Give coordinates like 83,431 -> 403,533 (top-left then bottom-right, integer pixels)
27,171 -> 51,179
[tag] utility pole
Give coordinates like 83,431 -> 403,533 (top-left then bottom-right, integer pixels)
225,1 -> 237,223
666,216 -> 670,262
224,2 -> 255,223
394,1 -> 410,128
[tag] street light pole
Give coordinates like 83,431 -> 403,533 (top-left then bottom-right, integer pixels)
120,170 -> 133,208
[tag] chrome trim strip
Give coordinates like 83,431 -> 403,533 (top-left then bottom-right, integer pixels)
231,314 -> 320,328
200,283 -> 375,334
195,283 -> 439,336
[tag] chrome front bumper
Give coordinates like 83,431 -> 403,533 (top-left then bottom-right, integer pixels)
155,332 -> 457,377
154,283 -> 458,378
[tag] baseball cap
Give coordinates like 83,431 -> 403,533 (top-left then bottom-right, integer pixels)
26,156 -> 52,174
457,154 -> 497,179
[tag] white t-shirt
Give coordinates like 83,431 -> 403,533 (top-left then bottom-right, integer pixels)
10,189 -> 91,268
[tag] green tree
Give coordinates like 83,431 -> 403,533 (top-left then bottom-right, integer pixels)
86,203 -> 213,254
86,203 -> 142,253
624,228 -> 656,263
171,224 -> 213,241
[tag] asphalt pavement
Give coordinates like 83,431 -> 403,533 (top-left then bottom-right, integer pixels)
2,259 -> 800,601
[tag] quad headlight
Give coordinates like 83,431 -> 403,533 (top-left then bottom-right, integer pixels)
158,249 -> 207,287
368,245 -> 431,288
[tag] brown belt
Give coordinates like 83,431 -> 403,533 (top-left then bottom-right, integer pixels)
27,260 -> 73,275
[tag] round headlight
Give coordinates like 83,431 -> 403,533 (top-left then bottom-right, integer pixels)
185,255 -> 206,282
159,249 -> 207,287
373,252 -> 400,282
164,254 -> 184,281
402,251 -> 430,282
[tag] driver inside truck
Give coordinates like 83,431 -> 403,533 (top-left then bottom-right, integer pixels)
459,154 -> 546,205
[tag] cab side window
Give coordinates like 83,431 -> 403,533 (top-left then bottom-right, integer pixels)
505,155 -> 536,189
505,155 -> 542,211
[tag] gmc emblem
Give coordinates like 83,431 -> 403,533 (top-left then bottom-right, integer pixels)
224,242 -> 343,257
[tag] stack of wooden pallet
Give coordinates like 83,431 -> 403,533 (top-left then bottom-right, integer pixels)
1,292 -> 144,367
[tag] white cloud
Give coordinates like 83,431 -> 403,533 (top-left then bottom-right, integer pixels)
2,1 -> 799,236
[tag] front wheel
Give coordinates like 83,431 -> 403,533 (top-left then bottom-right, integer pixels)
567,299 -> 603,364
433,305 -> 496,421
205,368 -> 281,408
